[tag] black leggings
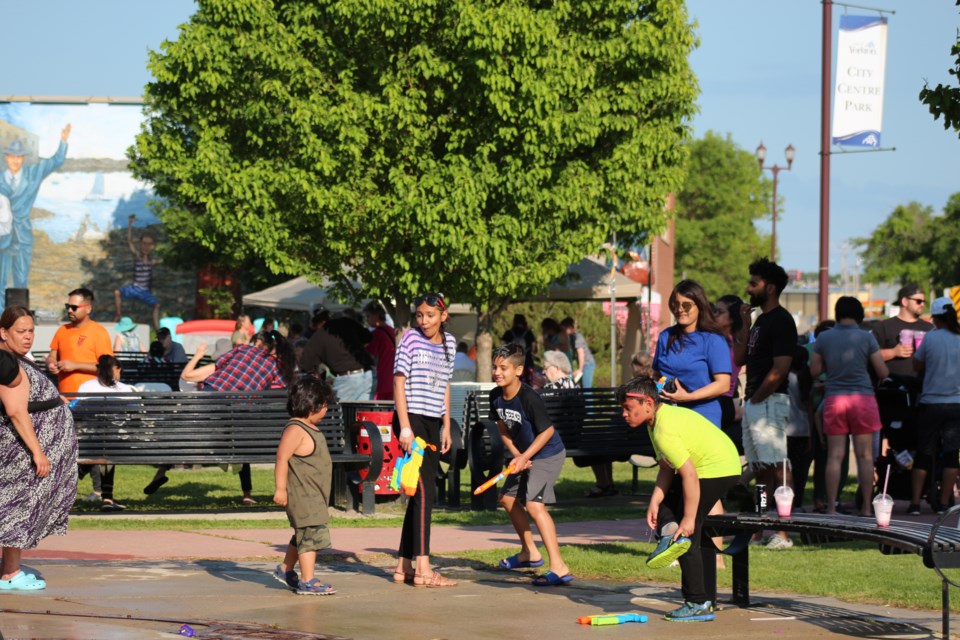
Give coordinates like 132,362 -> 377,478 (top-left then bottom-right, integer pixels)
395,412 -> 441,559
658,474 -> 740,605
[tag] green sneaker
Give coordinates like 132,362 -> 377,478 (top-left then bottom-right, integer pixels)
664,600 -> 715,622
646,535 -> 692,569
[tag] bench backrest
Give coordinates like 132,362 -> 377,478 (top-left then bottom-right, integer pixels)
71,390 -> 350,464
468,386 -> 653,457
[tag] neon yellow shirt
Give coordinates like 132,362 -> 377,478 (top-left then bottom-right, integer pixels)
648,404 -> 741,479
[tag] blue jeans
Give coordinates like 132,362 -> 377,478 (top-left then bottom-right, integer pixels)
333,370 -> 373,401
580,361 -> 596,388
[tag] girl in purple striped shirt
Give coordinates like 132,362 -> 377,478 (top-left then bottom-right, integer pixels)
392,293 -> 457,588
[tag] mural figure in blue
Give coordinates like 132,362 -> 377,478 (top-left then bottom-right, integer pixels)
0,124 -> 71,296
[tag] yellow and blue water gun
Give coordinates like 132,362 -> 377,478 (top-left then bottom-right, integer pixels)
390,436 -> 436,496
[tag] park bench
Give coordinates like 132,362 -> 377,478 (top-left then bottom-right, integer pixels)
704,510 -> 960,637
34,350 -> 191,391
70,390 -> 383,514
465,387 -> 655,509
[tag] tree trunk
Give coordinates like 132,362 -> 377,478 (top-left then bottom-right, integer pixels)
475,310 -> 494,382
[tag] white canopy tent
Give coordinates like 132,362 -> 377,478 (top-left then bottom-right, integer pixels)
241,257 -> 648,312
241,276 -> 355,312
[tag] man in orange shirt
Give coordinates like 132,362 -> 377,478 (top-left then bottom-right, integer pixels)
48,287 -> 119,509
48,288 -> 113,393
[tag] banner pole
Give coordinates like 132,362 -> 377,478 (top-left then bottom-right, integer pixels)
819,0 -> 832,323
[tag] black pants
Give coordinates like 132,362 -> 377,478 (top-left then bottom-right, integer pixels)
395,412 -> 441,559
787,436 -> 813,507
658,474 -> 740,604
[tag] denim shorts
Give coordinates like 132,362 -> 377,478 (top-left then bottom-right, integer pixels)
119,284 -> 158,306
742,393 -> 790,465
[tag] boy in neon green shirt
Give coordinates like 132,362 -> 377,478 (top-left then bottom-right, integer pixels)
618,376 -> 741,622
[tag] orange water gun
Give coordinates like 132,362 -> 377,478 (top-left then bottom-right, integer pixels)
473,464 -> 515,495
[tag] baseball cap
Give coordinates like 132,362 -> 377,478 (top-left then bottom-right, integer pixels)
930,296 -> 956,317
893,284 -> 923,306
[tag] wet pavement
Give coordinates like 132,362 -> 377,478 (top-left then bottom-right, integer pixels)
0,516 -> 955,639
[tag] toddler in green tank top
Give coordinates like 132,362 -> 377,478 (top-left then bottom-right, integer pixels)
272,377 -> 337,596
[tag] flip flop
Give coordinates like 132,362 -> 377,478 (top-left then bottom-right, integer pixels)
498,554 -> 545,569
531,570 -> 573,587
0,571 -> 46,591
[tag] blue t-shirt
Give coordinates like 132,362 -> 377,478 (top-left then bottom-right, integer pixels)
812,323 -> 880,397
915,328 -> 960,404
489,384 -> 565,459
652,329 -> 731,427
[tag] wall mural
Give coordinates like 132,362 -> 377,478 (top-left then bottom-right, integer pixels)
0,103 -> 195,325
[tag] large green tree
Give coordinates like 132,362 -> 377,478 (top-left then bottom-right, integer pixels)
129,0 -> 698,370
919,1 -> 960,135
673,131 -> 771,299
855,194 -> 960,293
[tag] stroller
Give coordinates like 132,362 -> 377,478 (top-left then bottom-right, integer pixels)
873,375 -> 934,505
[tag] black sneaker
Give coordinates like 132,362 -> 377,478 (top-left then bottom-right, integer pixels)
906,503 -> 921,516
100,499 -> 126,512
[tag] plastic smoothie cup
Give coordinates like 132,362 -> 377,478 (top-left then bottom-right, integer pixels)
899,329 -> 914,346
873,493 -> 894,527
774,485 -> 794,518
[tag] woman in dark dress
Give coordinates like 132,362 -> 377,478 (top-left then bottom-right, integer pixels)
0,306 -> 77,591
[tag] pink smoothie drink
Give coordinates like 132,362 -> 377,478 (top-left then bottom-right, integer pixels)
774,486 -> 794,518
873,494 -> 894,527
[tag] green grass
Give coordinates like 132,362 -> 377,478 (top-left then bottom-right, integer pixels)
452,540 -> 959,612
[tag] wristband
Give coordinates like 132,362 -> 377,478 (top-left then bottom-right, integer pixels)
400,428 -> 414,439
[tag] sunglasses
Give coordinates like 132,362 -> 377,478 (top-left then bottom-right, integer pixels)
64,303 -> 90,312
671,301 -> 695,315
414,292 -> 446,310
907,297 -> 926,305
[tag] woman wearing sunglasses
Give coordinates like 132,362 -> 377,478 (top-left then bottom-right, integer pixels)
392,293 -> 457,588
652,280 -> 731,428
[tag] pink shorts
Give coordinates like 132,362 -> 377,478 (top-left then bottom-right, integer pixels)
823,394 -> 882,436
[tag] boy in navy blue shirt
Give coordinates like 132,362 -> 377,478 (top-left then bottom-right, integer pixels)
489,344 -> 572,586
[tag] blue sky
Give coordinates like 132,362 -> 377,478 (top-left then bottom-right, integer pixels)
4,0 -> 958,274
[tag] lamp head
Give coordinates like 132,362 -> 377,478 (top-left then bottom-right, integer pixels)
785,144 -> 796,170
755,142 -> 766,169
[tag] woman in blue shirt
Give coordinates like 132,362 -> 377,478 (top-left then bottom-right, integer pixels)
653,280 -> 731,428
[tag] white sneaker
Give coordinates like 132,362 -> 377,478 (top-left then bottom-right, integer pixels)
82,491 -> 102,502
765,535 -> 794,550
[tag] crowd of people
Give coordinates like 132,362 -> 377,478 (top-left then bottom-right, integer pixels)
0,269 -> 957,623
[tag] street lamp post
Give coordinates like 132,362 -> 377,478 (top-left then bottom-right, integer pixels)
756,142 -> 795,261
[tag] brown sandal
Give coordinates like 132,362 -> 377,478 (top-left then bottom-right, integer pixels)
392,571 -> 415,584
414,571 -> 457,588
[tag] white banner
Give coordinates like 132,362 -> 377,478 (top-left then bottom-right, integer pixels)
832,15 -> 888,148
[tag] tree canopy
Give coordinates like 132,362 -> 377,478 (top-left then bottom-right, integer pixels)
919,1 -> 960,136
855,193 -> 960,293
130,0 -> 699,324
672,131 -> 772,300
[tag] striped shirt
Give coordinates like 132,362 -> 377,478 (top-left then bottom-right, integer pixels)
133,257 -> 154,290
394,328 -> 455,418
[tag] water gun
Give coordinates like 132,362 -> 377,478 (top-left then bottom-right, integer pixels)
576,613 -> 648,625
472,464 -> 515,495
657,376 -> 677,394
390,436 -> 436,496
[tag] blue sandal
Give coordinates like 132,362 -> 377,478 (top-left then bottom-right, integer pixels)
531,570 -> 573,587
499,554 -> 545,569
0,571 -> 46,591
